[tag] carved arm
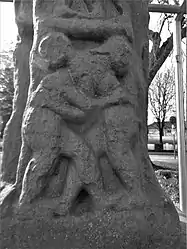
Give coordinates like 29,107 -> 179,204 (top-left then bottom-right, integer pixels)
42,100 -> 86,123
41,70 -> 135,118
61,83 -> 135,111
41,70 -> 93,111
39,15 -> 133,43
91,88 -> 135,109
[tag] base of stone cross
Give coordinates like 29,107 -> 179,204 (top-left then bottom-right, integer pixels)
0,202 -> 184,249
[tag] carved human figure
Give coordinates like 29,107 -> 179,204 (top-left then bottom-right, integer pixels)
41,44 -> 143,213
62,38 -> 144,208
15,0 -> 143,211
0,0 -> 140,213
12,0 -> 135,207
15,68 -> 124,206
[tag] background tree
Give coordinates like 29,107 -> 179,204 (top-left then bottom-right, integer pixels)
0,51 -> 14,138
148,67 -> 176,150
148,0 -> 186,85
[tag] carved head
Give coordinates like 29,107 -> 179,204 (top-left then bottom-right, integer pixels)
38,32 -> 72,67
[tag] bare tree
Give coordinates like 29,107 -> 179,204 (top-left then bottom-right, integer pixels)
0,51 -> 14,138
148,67 -> 176,150
148,0 -> 186,85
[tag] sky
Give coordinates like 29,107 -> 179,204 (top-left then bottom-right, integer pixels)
0,2 -> 186,124
0,3 -> 17,52
0,4 -> 169,51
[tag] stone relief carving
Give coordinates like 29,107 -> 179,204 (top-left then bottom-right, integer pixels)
11,0 -> 143,213
0,1 -> 181,248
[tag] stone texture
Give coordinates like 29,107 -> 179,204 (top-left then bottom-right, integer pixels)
0,0 -> 183,248
0,209 -> 183,249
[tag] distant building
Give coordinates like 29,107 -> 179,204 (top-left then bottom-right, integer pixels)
148,121 -> 187,136
148,121 -> 187,151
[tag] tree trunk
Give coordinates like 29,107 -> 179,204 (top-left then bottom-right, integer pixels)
158,126 -> 164,151
0,114 -> 10,139
0,0 -> 33,183
148,26 -> 186,85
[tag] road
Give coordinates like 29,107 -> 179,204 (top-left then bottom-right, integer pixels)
149,153 -> 178,166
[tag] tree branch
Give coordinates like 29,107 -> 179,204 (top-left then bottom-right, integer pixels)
148,26 -> 186,85
158,14 -> 173,34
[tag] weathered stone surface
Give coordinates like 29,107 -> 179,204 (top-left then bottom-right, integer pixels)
0,209 -> 183,249
0,0 -> 183,248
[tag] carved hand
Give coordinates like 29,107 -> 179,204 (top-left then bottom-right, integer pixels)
62,84 -> 134,112
91,87 -> 134,109
60,86 -> 92,110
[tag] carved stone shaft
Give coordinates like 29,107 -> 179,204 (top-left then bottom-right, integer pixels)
0,1 -> 183,249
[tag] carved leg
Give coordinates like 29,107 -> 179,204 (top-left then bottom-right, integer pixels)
19,148 -> 59,206
106,144 -> 145,206
59,127 -> 112,207
60,127 -> 101,185
59,126 -> 125,209
107,144 -> 139,191
104,108 -> 144,205
53,162 -> 82,216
